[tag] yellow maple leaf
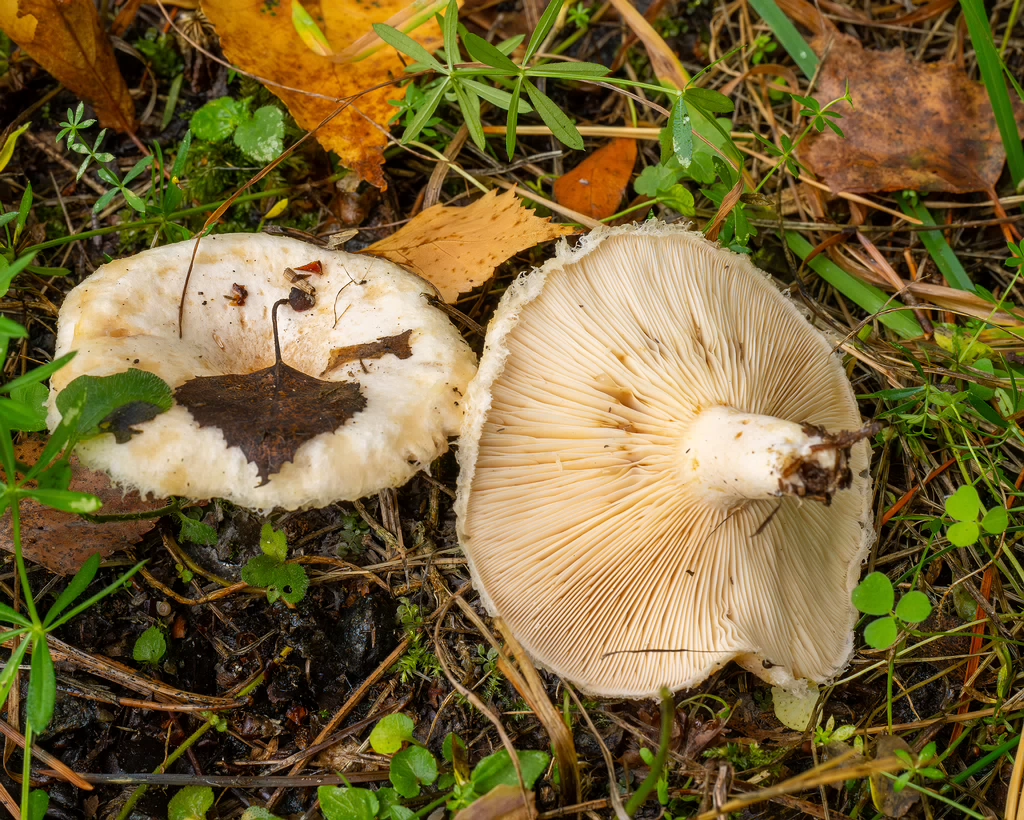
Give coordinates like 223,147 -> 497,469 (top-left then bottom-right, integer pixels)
201,0 -> 444,189
364,189 -> 576,302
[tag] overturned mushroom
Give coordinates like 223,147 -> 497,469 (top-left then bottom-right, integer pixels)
48,233 -> 477,511
456,223 -> 874,698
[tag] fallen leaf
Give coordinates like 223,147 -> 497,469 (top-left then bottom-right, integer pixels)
453,785 -> 536,820
364,189 -> 574,302
321,329 -> 413,376
0,0 -> 135,132
799,35 -> 1024,194
869,736 -> 920,818
771,682 -> 819,731
553,139 -> 637,220
0,442 -> 164,575
175,358 -> 367,484
201,0 -> 443,188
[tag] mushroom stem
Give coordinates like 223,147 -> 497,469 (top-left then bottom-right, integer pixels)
681,406 -> 871,505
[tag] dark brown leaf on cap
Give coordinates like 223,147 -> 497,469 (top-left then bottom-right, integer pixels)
0,441 -> 165,575
799,34 -> 1024,194
321,329 -> 413,376
175,362 -> 366,483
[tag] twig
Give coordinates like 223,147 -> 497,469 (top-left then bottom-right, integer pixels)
41,636 -> 236,708
66,771 -> 391,787
0,717 -> 91,791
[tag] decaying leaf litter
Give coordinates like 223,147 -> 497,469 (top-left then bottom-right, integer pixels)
0,0 -> 1024,817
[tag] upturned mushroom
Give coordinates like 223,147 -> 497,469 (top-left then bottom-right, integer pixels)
456,223 -> 875,698
48,233 -> 477,511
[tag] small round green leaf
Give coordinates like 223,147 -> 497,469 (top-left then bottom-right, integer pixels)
234,106 -> 285,164
863,616 -> 898,650
851,571 -> 894,615
982,506 -> 1009,535
947,520 -> 980,547
133,626 -> 167,664
318,786 -> 378,820
390,745 -> 438,798
369,713 -> 415,754
895,590 -> 932,624
945,485 -> 981,522
189,98 -> 245,142
167,786 -> 214,820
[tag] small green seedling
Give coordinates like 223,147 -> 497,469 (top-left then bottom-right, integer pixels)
241,522 -> 309,605
944,485 -> 1008,547
369,713 -> 417,755
639,746 -> 670,806
813,715 -> 861,750
891,742 -> 944,793
320,715 -> 550,820
167,785 -> 214,820
852,572 -> 932,650
133,625 -> 167,665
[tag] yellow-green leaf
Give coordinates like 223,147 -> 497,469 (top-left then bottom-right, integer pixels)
291,0 -> 333,56
0,123 -> 30,175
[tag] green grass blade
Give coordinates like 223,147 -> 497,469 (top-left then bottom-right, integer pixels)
746,0 -> 818,80
898,194 -> 976,292
960,0 -> 1024,186
506,76 -> 523,159
786,232 -> 923,338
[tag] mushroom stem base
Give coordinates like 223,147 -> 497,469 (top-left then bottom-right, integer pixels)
680,406 -> 870,505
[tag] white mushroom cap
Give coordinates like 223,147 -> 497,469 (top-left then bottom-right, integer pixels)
456,223 -> 873,698
49,233 -> 477,511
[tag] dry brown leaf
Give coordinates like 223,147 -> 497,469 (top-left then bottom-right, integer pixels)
453,785 -> 536,820
0,442 -> 165,575
553,139 -> 637,220
364,189 -> 574,302
201,0 -> 443,189
800,35 -> 1024,194
0,0 -> 135,132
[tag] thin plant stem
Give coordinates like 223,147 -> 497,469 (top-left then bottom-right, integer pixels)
624,687 -> 673,816
114,716 -> 216,820
21,722 -> 32,819
9,505 -> 38,628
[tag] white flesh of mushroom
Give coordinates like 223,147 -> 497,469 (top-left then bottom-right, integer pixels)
681,407 -> 842,503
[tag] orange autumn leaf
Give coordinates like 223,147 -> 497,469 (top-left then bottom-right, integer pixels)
799,35 -> 1024,194
202,0 -> 443,189
364,189 -> 574,302
0,0 -> 135,132
553,138 -> 637,220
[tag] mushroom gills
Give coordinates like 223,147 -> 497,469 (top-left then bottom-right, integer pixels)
680,406 -> 870,505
